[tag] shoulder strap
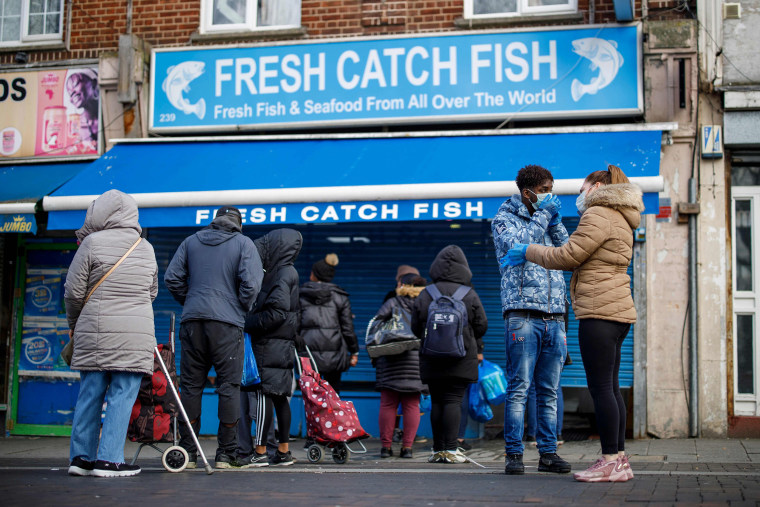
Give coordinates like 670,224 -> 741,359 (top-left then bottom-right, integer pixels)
84,237 -> 142,304
425,283 -> 443,300
451,285 -> 471,301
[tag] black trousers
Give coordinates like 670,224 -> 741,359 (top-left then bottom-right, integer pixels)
255,391 -> 291,447
179,320 -> 243,457
428,379 -> 470,452
578,318 -> 631,455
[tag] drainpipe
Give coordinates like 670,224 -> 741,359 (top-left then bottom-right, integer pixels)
688,177 -> 699,437
589,0 -> 595,24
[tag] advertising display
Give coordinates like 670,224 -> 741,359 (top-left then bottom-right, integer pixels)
0,67 -> 100,161
150,24 -> 642,132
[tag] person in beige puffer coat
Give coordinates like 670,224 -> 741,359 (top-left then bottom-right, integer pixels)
65,189 -> 158,478
505,165 -> 643,483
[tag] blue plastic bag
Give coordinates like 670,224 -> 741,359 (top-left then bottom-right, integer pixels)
467,383 -> 493,423
419,393 -> 432,413
479,359 -> 508,405
241,333 -> 260,387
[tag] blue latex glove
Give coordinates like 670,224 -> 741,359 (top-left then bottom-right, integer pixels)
548,212 -> 563,227
500,243 -> 529,268
539,194 -> 561,217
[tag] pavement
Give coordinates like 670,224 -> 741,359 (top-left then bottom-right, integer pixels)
1,435 -> 760,505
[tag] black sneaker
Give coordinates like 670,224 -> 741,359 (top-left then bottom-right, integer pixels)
92,460 -> 141,477
269,450 -> 295,466
240,451 -> 269,468
215,453 -> 241,469
380,447 -> 393,458
505,453 -> 525,475
457,439 -> 473,451
538,453 -> 571,473
68,456 -> 94,476
399,447 -> 413,459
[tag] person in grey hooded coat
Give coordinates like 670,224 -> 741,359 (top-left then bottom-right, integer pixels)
164,206 -> 263,468
65,189 -> 158,478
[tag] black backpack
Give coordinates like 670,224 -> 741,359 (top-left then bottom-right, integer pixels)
420,284 -> 471,358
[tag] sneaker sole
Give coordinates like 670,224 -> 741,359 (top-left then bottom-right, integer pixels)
67,466 -> 93,476
270,461 -> 294,467
214,462 -> 240,469
574,473 -> 628,483
538,466 -> 572,474
505,469 -> 525,475
92,469 -> 140,477
186,462 -> 197,469
240,462 -> 269,468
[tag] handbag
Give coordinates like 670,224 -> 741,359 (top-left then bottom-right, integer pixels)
61,237 -> 143,366
365,303 -> 419,359
478,359 -> 508,406
241,332 -> 261,389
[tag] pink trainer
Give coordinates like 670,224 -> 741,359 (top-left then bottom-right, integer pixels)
620,454 -> 634,479
573,457 -> 629,482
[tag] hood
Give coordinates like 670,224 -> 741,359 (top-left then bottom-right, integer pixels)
254,229 -> 303,272
586,183 -> 644,229
429,245 -> 473,285
504,194 -> 532,221
76,189 -> 141,241
196,213 -> 243,246
396,285 -> 425,298
301,280 -> 345,304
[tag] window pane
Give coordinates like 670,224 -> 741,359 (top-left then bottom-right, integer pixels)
212,0 -> 247,25
528,0 -> 570,5
737,314 -> 755,394
1,16 -> 21,41
29,0 -> 44,14
735,199 -> 753,291
473,0 -> 517,15
258,0 -> 300,26
47,0 -> 62,13
27,13 -> 43,35
732,166 -> 760,186
45,13 -> 59,34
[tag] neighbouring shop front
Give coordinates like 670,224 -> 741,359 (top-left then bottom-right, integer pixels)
9,25 -> 668,438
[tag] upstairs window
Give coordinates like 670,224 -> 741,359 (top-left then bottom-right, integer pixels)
201,0 -> 301,33
464,0 -> 577,18
0,0 -> 64,46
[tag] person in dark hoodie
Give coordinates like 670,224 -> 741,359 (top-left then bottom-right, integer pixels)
411,245 -> 488,464
240,228 -> 302,468
299,253 -> 359,394
164,206 -> 263,469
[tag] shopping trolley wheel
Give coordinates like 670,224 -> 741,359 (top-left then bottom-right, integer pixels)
307,444 -> 324,464
162,445 -> 189,473
332,443 -> 350,464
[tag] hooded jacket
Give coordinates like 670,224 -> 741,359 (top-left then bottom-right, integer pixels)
64,190 -> 158,374
164,213 -> 263,327
372,285 -> 426,393
526,183 -> 644,323
492,195 -> 569,316
299,281 -> 359,375
411,246 -> 488,383
245,229 -> 302,396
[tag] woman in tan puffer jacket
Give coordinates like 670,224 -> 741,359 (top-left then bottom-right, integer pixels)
507,165 -> 643,483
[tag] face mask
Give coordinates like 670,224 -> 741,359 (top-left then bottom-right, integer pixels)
576,190 -> 588,216
527,190 -> 552,210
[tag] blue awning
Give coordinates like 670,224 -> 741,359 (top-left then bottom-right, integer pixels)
0,161 -> 92,215
44,125 -> 671,229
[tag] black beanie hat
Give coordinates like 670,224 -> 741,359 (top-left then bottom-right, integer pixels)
312,253 -> 339,282
215,206 -> 242,226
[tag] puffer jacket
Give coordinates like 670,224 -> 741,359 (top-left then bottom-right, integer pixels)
411,245 -> 488,383
165,213 -> 262,327
525,183 -> 644,323
245,229 -> 302,396
299,281 -> 358,375
372,286 -> 426,394
492,195 -> 569,316
64,190 -> 158,374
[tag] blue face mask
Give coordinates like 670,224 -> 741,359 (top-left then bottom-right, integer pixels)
576,190 -> 588,216
527,189 -> 552,211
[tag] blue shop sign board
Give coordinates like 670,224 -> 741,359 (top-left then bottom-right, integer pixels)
0,213 -> 37,234
150,24 -> 642,132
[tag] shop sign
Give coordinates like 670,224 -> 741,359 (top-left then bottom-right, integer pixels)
0,213 -> 37,234
0,67 -> 100,162
150,24 -> 642,132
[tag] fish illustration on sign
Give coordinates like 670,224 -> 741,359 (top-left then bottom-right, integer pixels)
570,38 -> 624,102
162,61 -> 206,119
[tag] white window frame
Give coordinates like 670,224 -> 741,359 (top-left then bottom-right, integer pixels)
0,0 -> 64,47
200,0 -> 300,34
463,0 -> 578,19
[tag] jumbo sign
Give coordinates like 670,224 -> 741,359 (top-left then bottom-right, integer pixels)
150,24 -> 642,132
0,214 -> 37,234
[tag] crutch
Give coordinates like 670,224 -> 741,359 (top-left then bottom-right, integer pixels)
154,344 -> 214,475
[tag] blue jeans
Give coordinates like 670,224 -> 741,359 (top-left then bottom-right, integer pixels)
526,382 -> 564,438
503,315 -> 566,455
70,370 -> 143,464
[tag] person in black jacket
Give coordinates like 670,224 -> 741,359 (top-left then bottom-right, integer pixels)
164,206 -> 263,469
299,253 -> 359,394
412,245 -> 488,464
372,273 -> 427,459
240,229 -> 302,468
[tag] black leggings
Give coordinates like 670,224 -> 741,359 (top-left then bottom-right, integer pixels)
255,391 -> 291,447
578,318 -> 631,455
428,380 -> 469,452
